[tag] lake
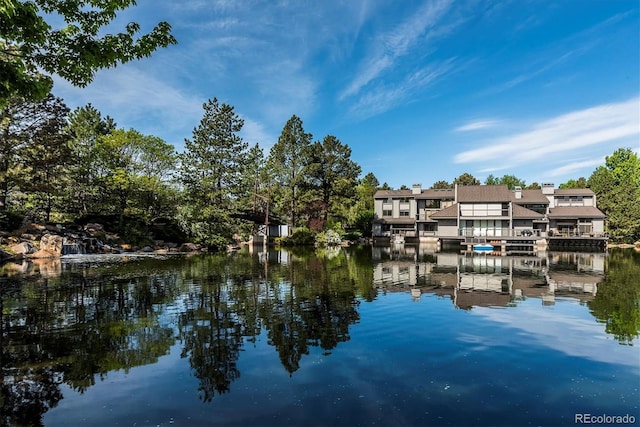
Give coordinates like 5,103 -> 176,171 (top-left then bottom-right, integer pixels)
1,246 -> 638,426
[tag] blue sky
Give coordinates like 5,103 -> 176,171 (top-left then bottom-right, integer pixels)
53,0 -> 640,189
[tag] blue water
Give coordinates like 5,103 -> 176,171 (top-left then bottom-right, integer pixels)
43,285 -> 638,426
1,248 -> 637,426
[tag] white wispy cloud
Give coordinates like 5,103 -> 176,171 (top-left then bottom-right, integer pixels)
339,0 -> 454,101
455,119 -> 502,132
454,97 -> 640,170
471,300 -> 639,367
543,158 -> 605,178
53,65 -> 204,149
348,57 -> 458,120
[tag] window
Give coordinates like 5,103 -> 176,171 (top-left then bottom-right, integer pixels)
399,211 -> 410,217
383,209 -> 392,217
425,199 -> 440,208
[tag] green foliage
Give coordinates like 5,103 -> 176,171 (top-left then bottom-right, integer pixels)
0,94 -> 70,218
1,0 -> 176,104
265,115 -> 313,227
0,209 -> 24,231
588,147 -> 640,243
559,177 -> 588,189
65,103 -> 116,215
177,98 -> 249,250
453,173 -> 480,186
484,174 -> 526,189
341,230 -> 362,241
306,135 -> 361,224
277,228 -> 316,246
315,229 -> 342,246
352,210 -> 374,238
588,249 -> 640,344
431,180 -> 452,189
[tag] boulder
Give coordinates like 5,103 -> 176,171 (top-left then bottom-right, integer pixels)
84,223 -> 104,235
40,234 -> 63,255
9,242 -> 36,255
30,249 -> 57,259
180,242 -> 201,252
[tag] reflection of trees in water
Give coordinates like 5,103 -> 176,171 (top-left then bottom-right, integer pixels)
588,249 -> 640,345
260,251 -> 361,374
178,284 -> 243,402
177,249 -> 364,396
0,250 -> 373,421
0,261 -> 181,426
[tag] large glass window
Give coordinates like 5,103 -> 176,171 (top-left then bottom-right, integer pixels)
425,199 -> 440,208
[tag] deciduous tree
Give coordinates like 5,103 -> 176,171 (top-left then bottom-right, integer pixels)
559,177 -> 588,189
1,0 -> 176,104
65,103 -> 116,215
588,147 -> 640,242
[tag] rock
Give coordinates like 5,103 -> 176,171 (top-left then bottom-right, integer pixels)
45,224 -> 60,232
84,223 -> 104,235
9,242 -> 36,255
141,246 -> 154,252
20,233 -> 38,241
180,242 -> 200,252
40,234 -> 63,255
29,249 -> 57,259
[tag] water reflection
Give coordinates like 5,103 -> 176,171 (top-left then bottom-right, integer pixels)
0,247 -> 637,426
372,246 -> 606,309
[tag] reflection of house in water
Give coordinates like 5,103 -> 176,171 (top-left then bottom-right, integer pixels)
372,246 -> 605,308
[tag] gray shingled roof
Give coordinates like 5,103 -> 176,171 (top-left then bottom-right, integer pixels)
374,189 -> 413,198
548,206 -> 605,218
517,189 -> 550,204
457,185 -> 513,202
512,204 -> 545,219
554,188 -> 596,196
430,204 -> 458,219
414,188 -> 455,199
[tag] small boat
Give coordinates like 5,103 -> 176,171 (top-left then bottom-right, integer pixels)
473,243 -> 494,252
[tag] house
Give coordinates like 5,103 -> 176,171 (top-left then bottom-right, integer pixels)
373,183 -> 605,242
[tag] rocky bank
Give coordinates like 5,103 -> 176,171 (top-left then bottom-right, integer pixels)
0,222 -> 204,262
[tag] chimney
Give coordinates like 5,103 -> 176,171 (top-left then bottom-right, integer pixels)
542,183 -> 555,195
514,186 -> 522,199
412,183 -> 422,195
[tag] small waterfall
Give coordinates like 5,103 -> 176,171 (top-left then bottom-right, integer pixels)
62,243 -> 87,255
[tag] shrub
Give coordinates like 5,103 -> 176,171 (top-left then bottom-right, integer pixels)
316,229 -> 342,247
278,228 -> 316,246
342,230 -> 362,242
0,210 -> 25,232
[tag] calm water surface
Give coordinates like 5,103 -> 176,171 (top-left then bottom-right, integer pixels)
1,246 -> 638,426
